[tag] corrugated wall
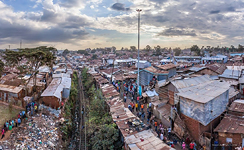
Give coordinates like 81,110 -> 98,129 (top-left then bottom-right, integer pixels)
180,89 -> 229,126
139,71 -> 154,86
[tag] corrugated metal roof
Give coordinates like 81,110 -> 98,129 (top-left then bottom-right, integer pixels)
41,78 -> 63,99
189,67 -> 206,72
229,100 -> 244,113
171,75 -> 212,91
229,87 -> 239,99
219,69 -> 241,79
157,64 -> 176,70
144,66 -> 168,75
177,80 -> 229,103
125,130 -> 173,150
214,114 -> 244,134
0,84 -> 23,94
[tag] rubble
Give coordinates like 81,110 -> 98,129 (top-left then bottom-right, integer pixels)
1,111 -> 62,149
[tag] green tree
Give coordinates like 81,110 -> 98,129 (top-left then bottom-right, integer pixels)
77,50 -> 89,55
89,124 -> 121,150
155,45 -> 162,56
145,45 -> 151,52
174,48 -> 181,56
0,60 -> 4,75
190,45 -> 201,56
92,54 -> 98,59
130,46 -> 136,51
4,46 -> 56,92
63,49 -> 69,56
238,44 -> 244,52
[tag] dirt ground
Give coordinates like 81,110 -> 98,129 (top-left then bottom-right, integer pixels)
0,104 -> 23,127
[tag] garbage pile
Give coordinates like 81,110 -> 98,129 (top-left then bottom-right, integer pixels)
2,112 -> 62,149
39,104 -> 61,118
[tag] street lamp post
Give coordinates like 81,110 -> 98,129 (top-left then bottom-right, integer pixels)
136,9 -> 142,99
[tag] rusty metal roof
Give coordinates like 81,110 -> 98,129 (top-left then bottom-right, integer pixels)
229,100 -> 244,113
157,64 -> 177,70
144,66 -> 168,75
214,114 -> 244,134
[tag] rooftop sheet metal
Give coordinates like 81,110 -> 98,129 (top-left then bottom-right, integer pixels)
219,69 -> 241,79
144,66 -> 168,75
189,67 -> 206,72
177,80 -> 229,103
229,87 -> 239,99
0,84 -> 23,94
206,64 -> 226,74
229,100 -> 244,113
125,130 -> 173,150
157,64 -> 176,70
171,75 -> 212,91
214,114 -> 244,134
41,78 -> 63,99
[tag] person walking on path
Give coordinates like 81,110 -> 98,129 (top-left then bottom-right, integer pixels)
167,126 -> 171,140
1,128 -> 4,139
135,103 -> 138,112
141,104 -> 144,111
141,112 -> 145,122
189,141 -> 195,150
160,133 -> 164,141
182,142 -> 186,150
154,121 -> 158,131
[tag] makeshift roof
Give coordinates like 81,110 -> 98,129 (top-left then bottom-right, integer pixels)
229,87 -> 239,99
189,67 -> 206,72
143,66 -> 168,75
173,75 -> 230,103
125,130 -> 173,150
41,78 -> 63,100
214,114 -> 244,134
219,69 -> 241,79
206,63 -> 226,74
157,64 -> 176,70
177,80 -> 229,103
0,84 -> 23,94
171,75 -> 212,92
228,100 -> 244,113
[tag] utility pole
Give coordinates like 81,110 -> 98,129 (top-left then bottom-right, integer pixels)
136,9 -> 142,98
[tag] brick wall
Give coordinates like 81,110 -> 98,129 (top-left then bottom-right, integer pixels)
42,96 -> 60,109
218,133 -> 242,149
181,113 -> 200,141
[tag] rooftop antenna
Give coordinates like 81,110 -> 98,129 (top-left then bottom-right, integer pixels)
20,40 -> 22,49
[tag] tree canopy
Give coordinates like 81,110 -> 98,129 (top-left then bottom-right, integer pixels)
0,60 -> 4,75
4,46 -> 57,92
130,46 -> 136,51
190,45 -> 201,56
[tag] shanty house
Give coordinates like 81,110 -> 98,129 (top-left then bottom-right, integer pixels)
41,77 -> 71,108
139,64 -> 176,86
214,111 -> 244,148
175,76 -> 230,143
0,84 -> 24,102
135,60 -> 151,69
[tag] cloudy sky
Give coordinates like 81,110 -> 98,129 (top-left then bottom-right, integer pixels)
0,0 -> 244,50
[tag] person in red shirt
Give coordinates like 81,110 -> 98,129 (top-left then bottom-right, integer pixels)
189,142 -> 195,150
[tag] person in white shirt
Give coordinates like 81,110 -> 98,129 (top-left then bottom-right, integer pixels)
160,133 -> 164,141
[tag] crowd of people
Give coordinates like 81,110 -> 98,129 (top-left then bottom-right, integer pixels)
1,101 -> 38,140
